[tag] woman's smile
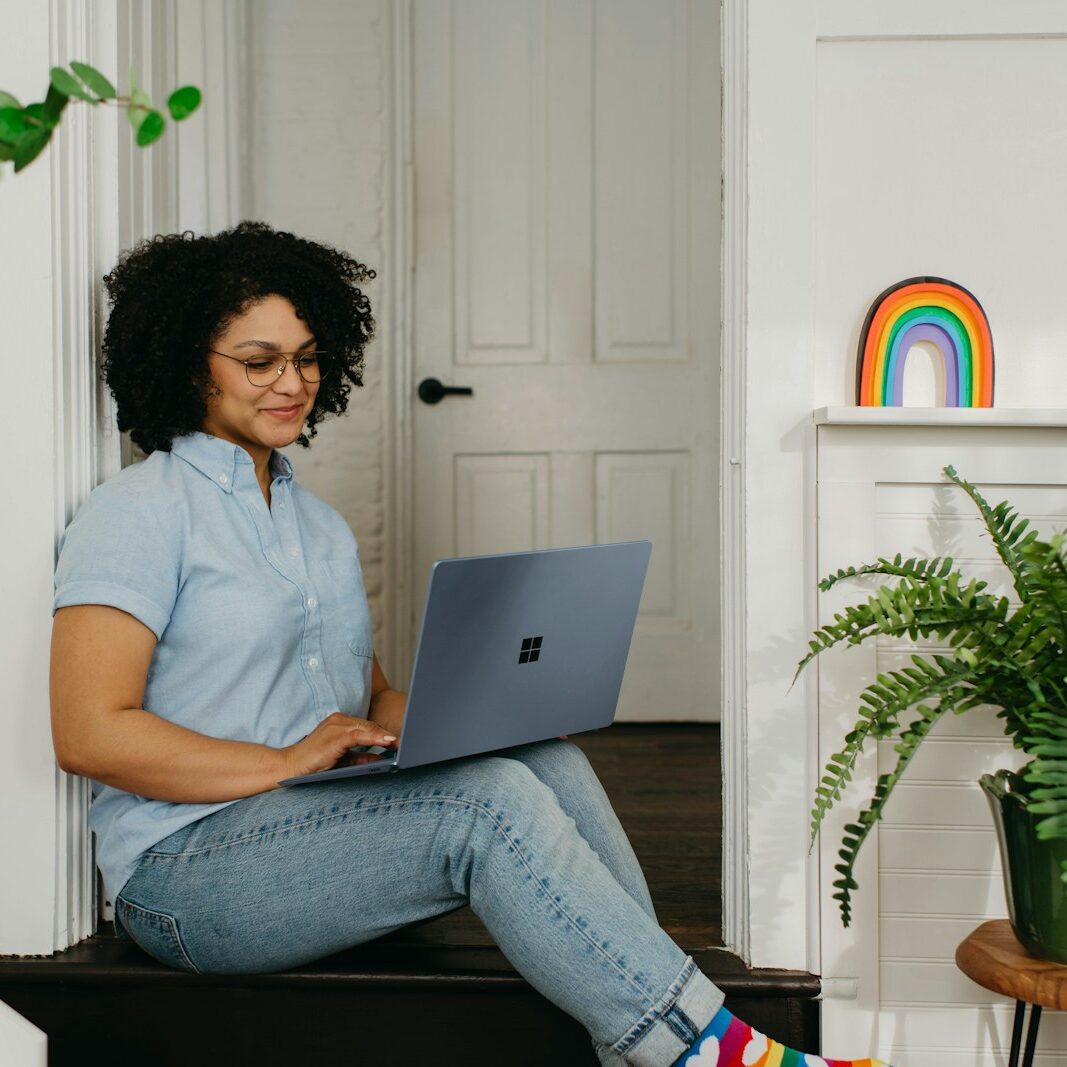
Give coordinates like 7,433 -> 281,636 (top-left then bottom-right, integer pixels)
261,403 -> 304,419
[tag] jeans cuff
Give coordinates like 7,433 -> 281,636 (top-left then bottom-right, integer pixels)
608,956 -> 725,1066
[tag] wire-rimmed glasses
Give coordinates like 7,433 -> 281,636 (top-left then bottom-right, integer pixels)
208,348 -> 328,386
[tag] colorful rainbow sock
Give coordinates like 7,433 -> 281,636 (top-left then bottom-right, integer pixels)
672,1006 -> 891,1067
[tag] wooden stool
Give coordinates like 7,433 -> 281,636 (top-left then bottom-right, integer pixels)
956,919 -> 1067,1067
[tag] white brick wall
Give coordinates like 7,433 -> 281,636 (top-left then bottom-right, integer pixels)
248,0 -> 390,643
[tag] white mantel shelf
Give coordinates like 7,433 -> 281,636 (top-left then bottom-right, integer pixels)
815,406 -> 1067,428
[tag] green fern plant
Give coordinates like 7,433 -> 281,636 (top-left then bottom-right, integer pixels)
796,465 -> 1067,926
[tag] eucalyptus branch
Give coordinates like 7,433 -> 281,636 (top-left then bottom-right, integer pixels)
0,62 -> 201,177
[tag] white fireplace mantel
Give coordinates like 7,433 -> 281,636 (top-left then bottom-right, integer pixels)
815,406 -> 1067,429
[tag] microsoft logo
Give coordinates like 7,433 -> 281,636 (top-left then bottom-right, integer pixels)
518,635 -> 543,664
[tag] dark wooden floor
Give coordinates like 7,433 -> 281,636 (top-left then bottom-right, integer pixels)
378,722 -> 723,952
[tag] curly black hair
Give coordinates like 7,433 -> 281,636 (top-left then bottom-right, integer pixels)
101,220 -> 376,454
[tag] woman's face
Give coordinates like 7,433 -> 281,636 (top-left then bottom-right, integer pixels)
201,294 -> 320,468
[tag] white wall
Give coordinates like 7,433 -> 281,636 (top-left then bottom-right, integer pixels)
247,0 -> 393,659
809,21 -> 1067,1063
0,2 -> 65,957
741,0 -> 819,972
815,36 -> 1067,410
744,0 -> 1067,1056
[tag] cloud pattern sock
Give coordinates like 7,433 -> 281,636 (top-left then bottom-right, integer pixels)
672,1006 -> 891,1067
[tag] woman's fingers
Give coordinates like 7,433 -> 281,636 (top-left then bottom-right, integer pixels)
281,714 -> 397,780
327,712 -> 395,747
347,721 -> 397,747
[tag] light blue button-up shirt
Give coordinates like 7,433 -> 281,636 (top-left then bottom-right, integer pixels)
53,431 -> 374,904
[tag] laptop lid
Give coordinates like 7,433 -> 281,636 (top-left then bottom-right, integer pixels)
278,539 -> 651,786
393,539 -> 652,770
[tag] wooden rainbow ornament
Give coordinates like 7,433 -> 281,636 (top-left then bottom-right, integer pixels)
856,276 -> 995,407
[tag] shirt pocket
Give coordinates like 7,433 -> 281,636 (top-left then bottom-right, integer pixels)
319,556 -> 374,659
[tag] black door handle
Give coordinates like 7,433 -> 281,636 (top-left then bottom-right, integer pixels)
418,377 -> 474,405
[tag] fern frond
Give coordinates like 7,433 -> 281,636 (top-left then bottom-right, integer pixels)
809,656 -> 977,848
1018,536 -> 1067,649
817,555 -> 956,593
795,571 -> 1006,683
944,465 -> 1037,600
832,702 -> 948,927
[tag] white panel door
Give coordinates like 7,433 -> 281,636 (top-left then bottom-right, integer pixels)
412,0 -> 720,721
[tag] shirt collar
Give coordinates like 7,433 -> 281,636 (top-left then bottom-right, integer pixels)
170,432 -> 292,493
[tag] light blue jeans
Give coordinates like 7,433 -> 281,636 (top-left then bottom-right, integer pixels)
113,740 -> 723,1065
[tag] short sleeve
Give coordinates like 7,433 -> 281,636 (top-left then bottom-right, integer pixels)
53,483 -> 179,640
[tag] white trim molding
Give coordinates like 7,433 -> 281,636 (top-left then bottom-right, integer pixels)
49,0 -> 114,953
720,0 -> 750,965
175,0 -> 249,234
0,0 -> 127,955
0,0 -> 249,954
382,0 -> 417,687
737,0 -> 819,972
816,0 -> 1067,40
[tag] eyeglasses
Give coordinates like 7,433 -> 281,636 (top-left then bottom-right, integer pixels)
208,349 -> 328,386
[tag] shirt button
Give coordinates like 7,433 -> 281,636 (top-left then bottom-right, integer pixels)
289,547 -> 299,557
218,473 -> 229,485
277,500 -> 286,509
308,657 -> 319,669
307,596 -> 317,609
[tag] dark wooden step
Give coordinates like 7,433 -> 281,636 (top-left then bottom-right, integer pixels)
0,726 -> 821,1063
0,930 -> 820,1066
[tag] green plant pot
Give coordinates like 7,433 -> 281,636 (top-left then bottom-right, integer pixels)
980,768 -> 1067,963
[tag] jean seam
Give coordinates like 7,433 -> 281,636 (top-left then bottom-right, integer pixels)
663,1005 -> 699,1045
145,790 -> 656,1003
610,956 -> 697,1056
116,895 -> 201,975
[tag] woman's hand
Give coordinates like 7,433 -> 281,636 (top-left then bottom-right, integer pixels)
280,712 -> 397,780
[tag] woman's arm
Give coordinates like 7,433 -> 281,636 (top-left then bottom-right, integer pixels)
367,652 -> 408,739
50,605 -> 395,803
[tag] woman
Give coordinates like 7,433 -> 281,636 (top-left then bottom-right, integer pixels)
50,221 -> 886,1067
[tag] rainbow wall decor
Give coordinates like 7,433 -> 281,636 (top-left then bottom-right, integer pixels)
855,276 -> 995,407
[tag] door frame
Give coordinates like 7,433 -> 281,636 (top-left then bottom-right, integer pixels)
381,0 -> 418,688
382,0 -> 757,961
719,0 -> 751,964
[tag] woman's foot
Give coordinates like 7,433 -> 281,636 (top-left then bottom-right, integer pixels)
673,1006 -> 890,1066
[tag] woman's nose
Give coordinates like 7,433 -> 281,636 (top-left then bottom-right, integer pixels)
273,360 -> 305,391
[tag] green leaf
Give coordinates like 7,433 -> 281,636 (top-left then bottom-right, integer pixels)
42,84 -> 68,125
50,66 -> 96,103
0,91 -> 21,110
13,126 -> 52,172
135,109 -> 165,147
166,85 -> 201,121
0,140 -> 14,162
70,61 -> 116,100
127,87 -> 153,132
0,107 -> 27,141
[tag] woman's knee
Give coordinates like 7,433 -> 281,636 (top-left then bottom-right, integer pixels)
435,756 -> 577,844
464,754 -> 553,808
510,737 -> 592,775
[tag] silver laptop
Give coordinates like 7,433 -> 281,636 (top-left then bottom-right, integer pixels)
279,539 -> 652,785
